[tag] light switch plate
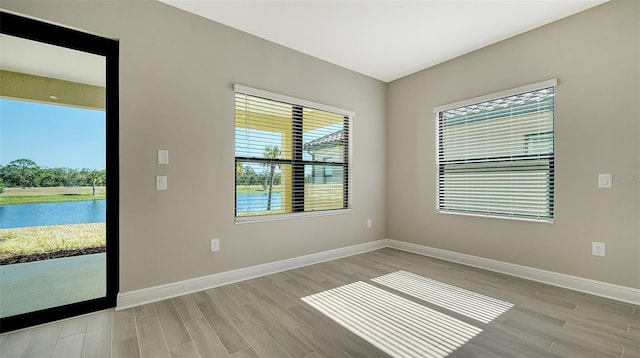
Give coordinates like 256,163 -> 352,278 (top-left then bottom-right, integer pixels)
598,174 -> 612,188
156,176 -> 167,190
158,150 -> 169,165
210,239 -> 220,252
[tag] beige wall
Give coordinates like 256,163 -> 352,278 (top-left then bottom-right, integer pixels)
1,0 -> 387,292
387,1 -> 640,288
3,0 -> 638,293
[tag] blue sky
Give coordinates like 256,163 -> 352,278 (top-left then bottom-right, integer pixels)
0,98 -> 105,170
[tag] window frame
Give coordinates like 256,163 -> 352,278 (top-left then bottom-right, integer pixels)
434,79 -> 557,223
234,84 -> 354,223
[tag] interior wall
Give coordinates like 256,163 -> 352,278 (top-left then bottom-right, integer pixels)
1,0 -> 387,292
4,0 -> 637,293
387,0 -> 640,288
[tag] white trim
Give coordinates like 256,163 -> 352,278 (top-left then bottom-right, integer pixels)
437,209 -> 554,224
116,240 -> 386,310
433,78 -> 558,113
117,238 -> 639,310
386,239 -> 640,305
234,84 -> 356,118
235,209 -> 353,224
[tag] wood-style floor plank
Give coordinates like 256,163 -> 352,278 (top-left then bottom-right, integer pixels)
112,308 -> 139,358
2,248 -> 639,358
205,287 -> 252,325
287,303 -> 391,358
169,341 -> 201,358
230,346 -> 261,358
183,317 -> 230,358
241,302 -> 312,358
235,320 -> 291,358
247,276 -> 300,309
196,300 -> 249,355
22,323 -> 62,358
59,316 -> 88,338
173,295 -> 204,322
291,324 -> 351,358
51,332 -> 84,358
112,338 -> 140,358
239,284 -> 304,331
155,299 -> 191,350
134,304 -> 171,358
81,310 -> 111,358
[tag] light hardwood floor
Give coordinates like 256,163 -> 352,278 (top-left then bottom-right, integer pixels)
1,248 -> 639,357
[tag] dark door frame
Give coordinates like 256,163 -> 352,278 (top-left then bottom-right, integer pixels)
0,11 -> 119,333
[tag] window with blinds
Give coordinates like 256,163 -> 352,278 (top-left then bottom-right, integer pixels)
234,85 -> 352,220
435,80 -> 556,222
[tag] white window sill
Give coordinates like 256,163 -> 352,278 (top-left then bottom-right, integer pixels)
437,209 -> 554,224
235,208 -> 353,224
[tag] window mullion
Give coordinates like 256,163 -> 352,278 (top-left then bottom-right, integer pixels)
342,115 -> 350,209
292,105 -> 304,212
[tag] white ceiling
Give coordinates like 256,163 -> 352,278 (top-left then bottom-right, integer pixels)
159,0 -> 607,82
0,34 -> 106,86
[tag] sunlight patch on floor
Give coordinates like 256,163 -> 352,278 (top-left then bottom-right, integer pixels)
301,281 -> 482,358
372,270 -> 513,324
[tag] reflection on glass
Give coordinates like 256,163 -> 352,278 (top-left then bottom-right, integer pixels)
304,164 -> 344,211
236,162 -> 289,216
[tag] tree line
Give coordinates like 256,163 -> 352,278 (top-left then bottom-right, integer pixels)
0,159 -> 105,193
236,164 -> 282,188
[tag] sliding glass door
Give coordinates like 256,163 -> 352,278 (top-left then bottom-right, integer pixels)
0,12 -> 118,332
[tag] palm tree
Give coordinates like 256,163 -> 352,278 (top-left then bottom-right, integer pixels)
87,170 -> 105,196
236,162 -> 244,178
236,162 -> 244,188
262,146 -> 281,211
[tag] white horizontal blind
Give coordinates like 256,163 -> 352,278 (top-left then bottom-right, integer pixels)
235,87 -> 351,219
436,85 -> 555,221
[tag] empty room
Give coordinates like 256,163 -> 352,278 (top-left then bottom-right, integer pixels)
0,0 -> 638,357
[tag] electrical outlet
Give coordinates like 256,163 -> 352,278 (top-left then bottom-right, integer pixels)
155,176 -> 167,190
592,242 -> 605,256
367,219 -> 372,228
210,239 -> 220,252
598,174 -> 612,188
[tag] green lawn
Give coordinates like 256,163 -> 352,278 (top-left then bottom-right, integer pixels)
0,187 -> 107,261
0,187 -> 105,205
0,223 -> 106,258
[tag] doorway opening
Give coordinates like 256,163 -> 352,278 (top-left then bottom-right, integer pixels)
0,11 -> 119,333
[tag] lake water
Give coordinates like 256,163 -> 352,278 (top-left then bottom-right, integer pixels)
0,200 -> 106,229
236,192 -> 281,213
1,193 -> 279,228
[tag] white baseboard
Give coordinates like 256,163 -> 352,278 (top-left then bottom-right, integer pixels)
118,238 -> 639,310
117,240 -> 387,310
386,239 -> 640,305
